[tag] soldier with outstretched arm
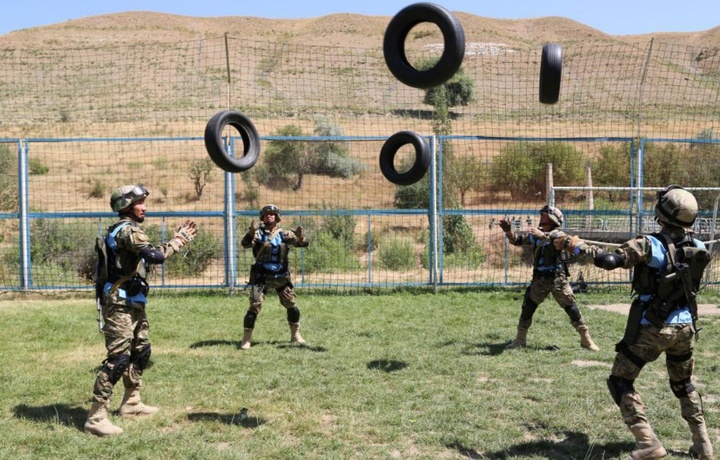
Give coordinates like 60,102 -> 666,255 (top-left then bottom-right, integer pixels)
556,185 -> 714,460
499,205 -> 599,351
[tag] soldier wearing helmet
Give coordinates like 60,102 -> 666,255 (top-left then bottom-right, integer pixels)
498,205 -> 599,352
84,184 -> 198,437
557,186 -> 713,459
239,204 -> 310,349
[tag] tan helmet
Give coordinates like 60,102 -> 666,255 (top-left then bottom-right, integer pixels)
540,204 -> 563,228
110,184 -> 149,213
655,185 -> 697,228
260,204 -> 281,222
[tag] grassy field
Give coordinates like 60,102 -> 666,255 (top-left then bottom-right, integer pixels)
1,288 -> 719,459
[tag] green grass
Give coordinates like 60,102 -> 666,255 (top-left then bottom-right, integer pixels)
1,289 -> 719,459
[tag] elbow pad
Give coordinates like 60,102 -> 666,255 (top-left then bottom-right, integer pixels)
139,246 -> 166,264
594,252 -> 625,271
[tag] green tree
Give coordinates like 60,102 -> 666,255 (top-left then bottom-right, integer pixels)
260,124 -> 309,190
489,141 -> 585,200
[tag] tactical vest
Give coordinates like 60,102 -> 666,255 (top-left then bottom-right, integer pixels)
105,221 -> 138,282
533,238 -> 564,272
253,227 -> 289,269
632,232 -> 709,304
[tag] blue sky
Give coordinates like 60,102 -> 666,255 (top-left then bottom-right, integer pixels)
1,0 -> 718,37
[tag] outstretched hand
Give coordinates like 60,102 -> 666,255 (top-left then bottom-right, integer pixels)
295,226 -> 304,241
499,219 -> 512,233
176,220 -> 197,244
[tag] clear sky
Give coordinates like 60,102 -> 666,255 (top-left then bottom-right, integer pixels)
1,0 -> 718,37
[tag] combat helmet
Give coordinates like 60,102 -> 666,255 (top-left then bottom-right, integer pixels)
655,185 -> 697,228
260,204 -> 281,222
540,204 -> 563,228
110,184 -> 149,213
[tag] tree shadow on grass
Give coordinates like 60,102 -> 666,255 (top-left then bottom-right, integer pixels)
187,411 -> 266,428
13,403 -> 87,431
462,340 -> 562,356
190,339 -> 326,352
447,430 -> 634,459
366,359 -> 408,372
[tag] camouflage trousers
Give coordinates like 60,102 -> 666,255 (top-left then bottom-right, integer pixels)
527,272 -> 576,308
91,299 -> 150,404
611,323 -> 701,426
249,272 -> 296,315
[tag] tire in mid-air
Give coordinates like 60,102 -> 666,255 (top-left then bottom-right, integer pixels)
539,44 -> 563,104
383,2 -> 465,89
204,110 -> 261,173
379,131 -> 431,186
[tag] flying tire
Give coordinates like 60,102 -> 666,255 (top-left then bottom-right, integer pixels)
383,3 -> 465,89
379,131 -> 431,186
539,44 -> 563,104
204,110 -> 261,173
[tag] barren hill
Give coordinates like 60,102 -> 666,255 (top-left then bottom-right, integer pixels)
1,11 -> 719,49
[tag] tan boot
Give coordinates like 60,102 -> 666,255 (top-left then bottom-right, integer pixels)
507,327 -> 528,349
119,388 -> 159,417
240,328 -> 253,350
688,421 -> 715,459
575,323 -> 600,351
290,322 -> 305,344
84,401 -> 123,436
627,422 -> 668,460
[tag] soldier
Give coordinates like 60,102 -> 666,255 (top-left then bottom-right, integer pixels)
85,184 -> 197,436
558,185 -> 714,460
499,205 -> 599,351
239,204 -> 309,350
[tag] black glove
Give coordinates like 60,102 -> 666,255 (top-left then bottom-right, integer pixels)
594,252 -> 625,270
499,219 -> 512,233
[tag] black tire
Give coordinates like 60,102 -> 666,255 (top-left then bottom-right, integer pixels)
383,3 -> 465,89
379,131 -> 431,186
539,44 -> 563,104
204,110 -> 261,173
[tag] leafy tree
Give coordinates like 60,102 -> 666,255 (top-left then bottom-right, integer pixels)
489,141 -> 585,200
260,124 -> 309,190
310,116 -> 364,178
188,158 -> 214,198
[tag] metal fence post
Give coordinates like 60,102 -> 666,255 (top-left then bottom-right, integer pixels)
18,140 -> 30,291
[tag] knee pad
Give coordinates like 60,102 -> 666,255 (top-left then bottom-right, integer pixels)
607,374 -> 635,406
564,303 -> 582,322
669,377 -> 695,398
287,306 -> 300,324
244,311 -> 257,329
130,344 -> 152,371
102,354 -> 130,385
520,288 -> 539,322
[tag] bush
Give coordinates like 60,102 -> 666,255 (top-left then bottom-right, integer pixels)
0,145 -> 18,212
4,218 -> 98,280
291,231 -> 360,274
144,225 -> 221,277
29,158 -> 49,175
321,211 -> 356,248
377,237 -> 416,270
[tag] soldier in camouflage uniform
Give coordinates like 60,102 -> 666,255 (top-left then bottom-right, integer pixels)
499,205 -> 599,351
239,204 -> 309,350
558,185 -> 714,460
84,184 -> 197,437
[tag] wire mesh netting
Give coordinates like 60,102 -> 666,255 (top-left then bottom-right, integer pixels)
0,34 -> 719,292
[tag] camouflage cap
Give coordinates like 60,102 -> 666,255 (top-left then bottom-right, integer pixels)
540,205 -> 563,227
110,184 -> 149,212
655,185 -> 697,228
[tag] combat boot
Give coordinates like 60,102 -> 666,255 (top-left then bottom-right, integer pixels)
627,422 -> 667,460
290,322 -> 305,344
688,421 -> 715,459
84,401 -> 123,436
119,388 -> 159,417
575,323 -> 600,351
507,327 -> 528,349
240,328 -> 253,350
